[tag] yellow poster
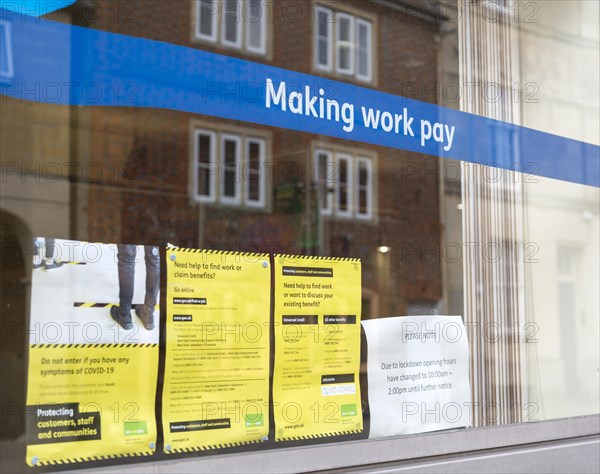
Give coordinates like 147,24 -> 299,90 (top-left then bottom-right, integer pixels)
25,238 -> 160,467
163,248 -> 271,453
273,255 -> 363,441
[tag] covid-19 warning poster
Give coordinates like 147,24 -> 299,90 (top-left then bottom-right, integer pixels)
25,238 -> 160,466
163,248 -> 271,453
272,255 -> 363,441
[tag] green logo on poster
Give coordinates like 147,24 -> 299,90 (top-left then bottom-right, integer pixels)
341,404 -> 357,417
124,420 -> 148,436
244,414 -> 264,427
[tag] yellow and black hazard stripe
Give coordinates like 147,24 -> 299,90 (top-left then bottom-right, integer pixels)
172,247 -> 269,259
30,343 -> 159,349
277,429 -> 362,442
167,438 -> 265,454
275,254 -> 360,263
33,450 -> 154,466
74,303 -> 159,309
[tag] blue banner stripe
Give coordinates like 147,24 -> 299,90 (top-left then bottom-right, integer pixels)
0,8 -> 598,187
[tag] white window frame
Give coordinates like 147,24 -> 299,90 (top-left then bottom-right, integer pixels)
0,20 -> 14,79
335,153 -> 353,218
221,0 -> 242,48
220,133 -> 242,205
245,0 -> 267,55
192,126 -> 269,209
356,18 -> 373,82
314,149 -> 334,216
195,0 -> 218,42
336,12 -> 355,75
193,129 -> 217,203
314,148 -> 374,220
314,6 -> 373,82
355,157 -> 373,220
244,137 -> 266,208
314,5 -> 333,71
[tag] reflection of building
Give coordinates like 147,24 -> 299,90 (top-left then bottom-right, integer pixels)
70,0 -> 447,318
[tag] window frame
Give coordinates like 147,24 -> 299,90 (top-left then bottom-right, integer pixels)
313,144 -> 375,221
355,156 -> 373,220
335,12 -> 355,76
356,18 -> 373,82
245,0 -> 267,55
221,0 -> 242,48
314,5 -> 333,72
313,3 -> 375,84
244,137 -> 266,208
193,0 -> 269,57
195,0 -> 218,42
220,133 -> 242,205
335,153 -> 353,218
193,129 -> 217,203
190,122 -> 271,210
314,149 -> 334,216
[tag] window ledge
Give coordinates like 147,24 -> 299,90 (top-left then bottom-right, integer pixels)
79,415 -> 599,473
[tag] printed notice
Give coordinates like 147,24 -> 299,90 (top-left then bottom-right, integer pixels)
273,255 -> 363,441
362,315 -> 471,438
163,249 -> 270,452
25,238 -> 159,467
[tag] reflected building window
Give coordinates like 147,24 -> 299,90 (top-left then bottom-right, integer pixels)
195,0 -> 267,55
314,147 -> 374,220
192,126 -> 269,209
314,4 -> 374,83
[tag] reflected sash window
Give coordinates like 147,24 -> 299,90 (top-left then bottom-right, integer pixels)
221,134 -> 241,204
314,150 -> 333,215
356,19 -> 372,82
222,0 -> 241,47
314,5 -> 373,82
196,0 -> 217,41
356,157 -> 372,219
246,0 -> 266,54
315,5 -> 333,70
194,130 -> 216,202
336,153 -> 352,218
336,13 -> 354,75
245,138 -> 265,207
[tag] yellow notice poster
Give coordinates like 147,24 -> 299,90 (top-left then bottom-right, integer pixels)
25,238 -> 159,467
163,248 -> 271,453
273,255 -> 363,441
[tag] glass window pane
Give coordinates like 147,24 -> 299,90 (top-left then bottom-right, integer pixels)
339,17 -> 350,41
198,0 -> 216,38
223,138 -> 238,198
223,0 -> 240,45
198,134 -> 211,164
248,140 -> 260,201
336,14 -> 354,73
316,7 -> 331,68
247,0 -> 264,52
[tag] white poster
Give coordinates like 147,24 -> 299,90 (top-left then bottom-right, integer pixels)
362,316 -> 471,438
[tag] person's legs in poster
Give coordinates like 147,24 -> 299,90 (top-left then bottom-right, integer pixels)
110,244 -> 136,330
135,246 -> 159,330
33,237 -> 63,270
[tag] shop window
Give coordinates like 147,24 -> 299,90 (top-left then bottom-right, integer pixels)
195,0 -> 267,55
193,127 -> 268,209
314,5 -> 374,83
314,148 -> 374,220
